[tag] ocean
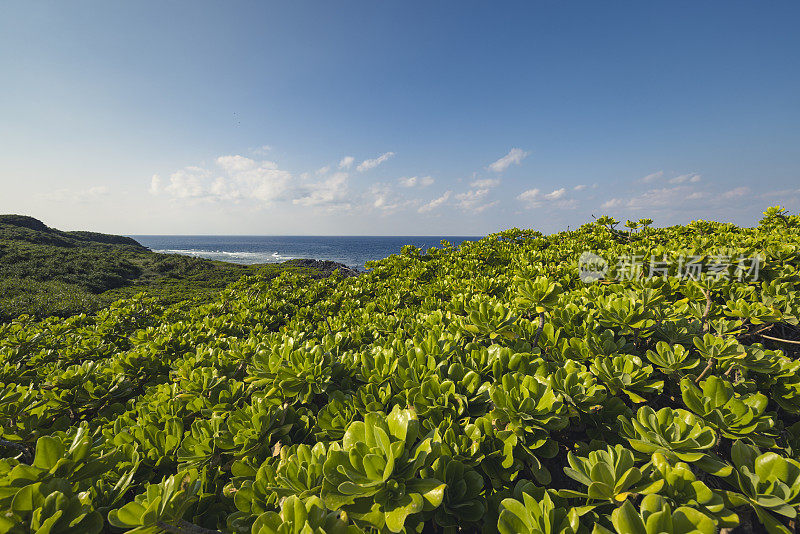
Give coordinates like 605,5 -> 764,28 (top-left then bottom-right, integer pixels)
128,235 -> 481,270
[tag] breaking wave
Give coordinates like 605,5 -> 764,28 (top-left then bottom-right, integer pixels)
154,249 -> 295,264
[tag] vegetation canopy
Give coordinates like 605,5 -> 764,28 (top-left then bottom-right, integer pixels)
2,207 -> 800,533
0,215 -> 337,322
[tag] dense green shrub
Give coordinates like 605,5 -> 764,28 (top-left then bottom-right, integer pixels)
1,207 -> 800,532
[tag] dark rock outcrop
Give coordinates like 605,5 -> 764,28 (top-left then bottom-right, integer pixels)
284,258 -> 361,278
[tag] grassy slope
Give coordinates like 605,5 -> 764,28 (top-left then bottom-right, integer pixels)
0,215 -> 326,321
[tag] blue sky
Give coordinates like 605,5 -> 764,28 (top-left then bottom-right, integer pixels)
1,1 -> 798,235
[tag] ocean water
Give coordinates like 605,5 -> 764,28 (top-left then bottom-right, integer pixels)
129,235 -> 480,270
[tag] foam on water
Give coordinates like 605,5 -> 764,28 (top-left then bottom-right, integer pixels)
135,236 -> 480,270
153,249 -> 295,264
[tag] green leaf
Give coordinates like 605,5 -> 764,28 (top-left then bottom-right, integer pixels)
32,437 -> 64,471
611,500 -> 647,534
11,483 -> 43,513
107,501 -> 148,528
407,479 -> 446,508
673,507 -> 716,534
384,493 -> 423,533
497,498 -> 533,534
753,505 -> 793,534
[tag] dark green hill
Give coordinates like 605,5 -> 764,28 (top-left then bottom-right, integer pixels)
0,214 -> 145,248
0,215 -> 330,321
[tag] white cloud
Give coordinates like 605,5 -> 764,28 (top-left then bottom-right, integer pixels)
418,191 -> 451,213
369,184 -> 413,213
639,171 -> 701,185
517,188 -> 542,209
250,174 -> 292,202
555,199 -> 578,209
640,171 -> 664,183
338,156 -> 354,170
761,188 -> 800,199
216,155 -> 259,173
598,180 -> 762,217
149,175 -> 161,195
627,187 -> 682,209
625,186 -> 705,210
488,148 -> 529,173
317,165 -> 330,176
293,172 -> 349,208
573,184 -> 587,191
226,165 -> 290,203
517,188 -> 539,202
470,178 -> 501,189
209,177 -> 236,200
456,188 -> 498,212
357,152 -> 395,172
81,186 -> 109,201
723,186 -> 750,199
372,185 -> 391,209
452,177 -> 501,211
475,201 -> 499,213
669,173 -> 702,184
518,187 -> 571,208
399,175 -> 434,188
164,168 -> 208,199
153,155 -> 291,204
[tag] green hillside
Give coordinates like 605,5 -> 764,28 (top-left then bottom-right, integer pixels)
1,208 -> 800,533
0,215 -> 341,321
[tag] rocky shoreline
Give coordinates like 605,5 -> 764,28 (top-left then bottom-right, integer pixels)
283,258 -> 362,278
